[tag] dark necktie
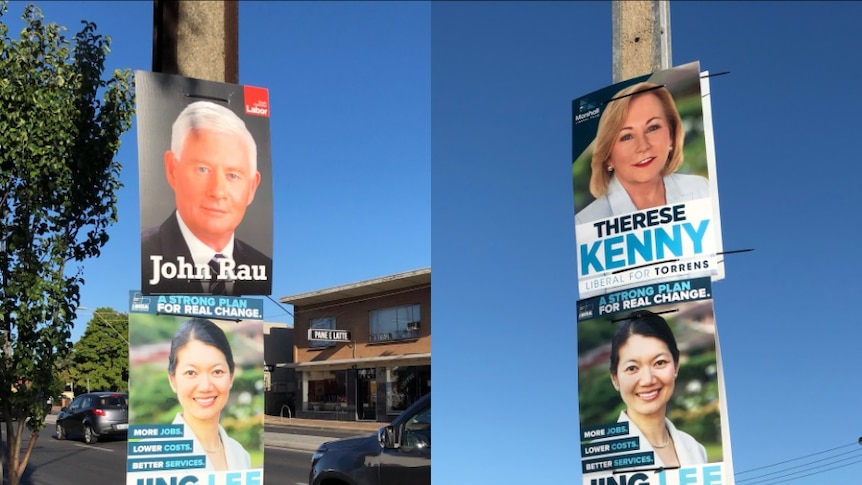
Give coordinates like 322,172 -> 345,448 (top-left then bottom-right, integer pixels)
208,254 -> 227,295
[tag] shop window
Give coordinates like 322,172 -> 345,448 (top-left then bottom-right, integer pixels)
309,316 -> 336,349
386,365 -> 431,414
306,370 -> 348,412
369,304 -> 421,343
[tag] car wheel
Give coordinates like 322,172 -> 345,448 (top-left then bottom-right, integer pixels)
56,423 -> 66,440
83,425 -> 98,444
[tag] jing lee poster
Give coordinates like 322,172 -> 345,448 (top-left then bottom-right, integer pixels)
126,292 -> 265,485
576,278 -> 733,485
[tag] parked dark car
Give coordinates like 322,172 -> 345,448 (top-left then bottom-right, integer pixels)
310,392 -> 430,485
56,392 -> 128,444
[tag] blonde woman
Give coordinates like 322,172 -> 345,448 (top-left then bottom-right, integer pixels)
575,82 -> 709,225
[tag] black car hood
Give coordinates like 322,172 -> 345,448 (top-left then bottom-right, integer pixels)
322,432 -> 378,451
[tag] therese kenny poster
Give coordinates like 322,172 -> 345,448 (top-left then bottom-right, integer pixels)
126,292 -> 265,485
136,71 -> 274,297
576,277 -> 733,485
572,61 -> 724,299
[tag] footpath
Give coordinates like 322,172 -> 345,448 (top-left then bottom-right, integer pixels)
44,413 -> 381,453
264,415 -> 382,452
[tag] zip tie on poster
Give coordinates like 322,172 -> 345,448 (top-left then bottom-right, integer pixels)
605,71 -> 729,104
610,465 -> 680,475
715,248 -> 754,265
604,84 -> 667,104
610,308 -> 679,324
609,248 -> 754,275
701,71 -> 730,99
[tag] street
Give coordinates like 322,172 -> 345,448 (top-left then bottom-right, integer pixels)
17,433 -> 129,485
266,448 -> 314,485
13,433 -> 312,485
1,418 -> 367,485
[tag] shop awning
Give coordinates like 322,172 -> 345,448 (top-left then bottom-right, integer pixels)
274,352 -> 431,372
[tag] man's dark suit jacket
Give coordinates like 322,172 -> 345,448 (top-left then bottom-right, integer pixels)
141,213 -> 272,296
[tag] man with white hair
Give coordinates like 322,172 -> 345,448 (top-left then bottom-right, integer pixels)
142,101 -> 271,296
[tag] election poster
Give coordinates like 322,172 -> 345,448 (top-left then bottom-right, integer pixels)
572,61 -> 724,299
136,71 -> 274,297
576,278 -> 732,485
126,292 -> 265,485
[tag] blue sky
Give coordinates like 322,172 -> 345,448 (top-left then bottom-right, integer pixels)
431,2 -> 862,484
5,1 -> 862,484
2,1 -> 431,333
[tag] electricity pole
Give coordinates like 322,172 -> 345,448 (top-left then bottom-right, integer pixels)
152,0 -> 238,83
612,0 -> 671,83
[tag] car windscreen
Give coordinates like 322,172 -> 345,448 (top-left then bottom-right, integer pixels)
101,396 -> 128,408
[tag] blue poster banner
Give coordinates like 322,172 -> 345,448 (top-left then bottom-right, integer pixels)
129,291 -> 264,320
576,277 -> 712,322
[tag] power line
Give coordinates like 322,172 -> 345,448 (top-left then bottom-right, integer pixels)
736,440 -> 860,475
77,307 -> 129,345
265,294 -> 293,316
735,439 -> 862,485
738,454 -> 862,485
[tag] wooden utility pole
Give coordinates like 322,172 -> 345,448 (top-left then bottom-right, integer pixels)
612,0 -> 671,83
152,0 -> 238,83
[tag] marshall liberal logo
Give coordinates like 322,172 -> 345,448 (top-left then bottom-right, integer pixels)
131,293 -> 151,313
575,98 -> 601,124
577,301 -> 595,321
244,85 -> 270,117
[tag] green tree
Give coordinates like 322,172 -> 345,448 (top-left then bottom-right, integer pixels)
70,307 -> 129,393
0,4 -> 134,485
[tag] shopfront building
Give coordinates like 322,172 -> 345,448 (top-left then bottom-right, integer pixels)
278,268 -> 431,423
